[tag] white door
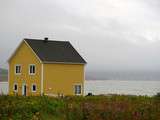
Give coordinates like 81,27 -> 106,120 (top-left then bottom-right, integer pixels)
22,84 -> 27,96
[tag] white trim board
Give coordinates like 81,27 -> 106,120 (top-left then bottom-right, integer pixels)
7,64 -> 9,95
41,64 -> 44,95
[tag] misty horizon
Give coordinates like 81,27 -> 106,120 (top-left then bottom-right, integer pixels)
1,0 -> 160,74
1,68 -> 160,81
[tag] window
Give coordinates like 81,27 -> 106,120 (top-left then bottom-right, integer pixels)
74,85 -> 82,95
15,65 -> 21,74
29,65 -> 35,75
13,83 -> 18,92
32,84 -> 36,92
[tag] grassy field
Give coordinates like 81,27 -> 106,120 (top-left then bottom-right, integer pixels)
0,95 -> 159,120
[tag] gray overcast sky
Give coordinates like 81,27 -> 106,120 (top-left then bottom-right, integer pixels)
0,0 -> 160,72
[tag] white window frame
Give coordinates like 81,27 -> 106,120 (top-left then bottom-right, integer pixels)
29,64 -> 36,75
74,84 -> 82,95
15,64 -> 21,75
13,83 -> 18,92
31,83 -> 37,92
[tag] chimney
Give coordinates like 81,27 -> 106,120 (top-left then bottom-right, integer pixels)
44,37 -> 48,43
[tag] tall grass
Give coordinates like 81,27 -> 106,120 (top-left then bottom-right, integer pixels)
0,95 -> 159,120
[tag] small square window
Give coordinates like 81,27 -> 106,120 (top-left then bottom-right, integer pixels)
29,65 -> 36,75
13,83 -> 18,92
15,65 -> 21,74
74,85 -> 82,95
32,84 -> 36,92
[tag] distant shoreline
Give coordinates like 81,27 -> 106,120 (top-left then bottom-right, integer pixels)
85,80 -> 160,96
86,79 -> 160,81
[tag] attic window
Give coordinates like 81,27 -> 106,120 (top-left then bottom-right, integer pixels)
29,64 -> 36,75
15,65 -> 21,75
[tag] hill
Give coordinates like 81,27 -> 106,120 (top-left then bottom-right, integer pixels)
0,68 -> 8,82
86,70 -> 160,80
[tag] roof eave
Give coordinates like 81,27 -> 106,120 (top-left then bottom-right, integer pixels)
24,40 -> 42,63
42,61 -> 87,65
8,38 -> 87,65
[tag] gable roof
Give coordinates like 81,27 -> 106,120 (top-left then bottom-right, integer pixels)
24,38 -> 86,64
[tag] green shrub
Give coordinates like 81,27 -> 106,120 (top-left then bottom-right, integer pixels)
155,92 -> 160,97
0,95 -> 160,120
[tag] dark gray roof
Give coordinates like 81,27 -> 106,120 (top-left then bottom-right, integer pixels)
24,39 -> 86,64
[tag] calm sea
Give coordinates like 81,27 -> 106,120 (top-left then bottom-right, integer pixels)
85,80 -> 160,96
0,80 -> 160,96
0,82 -> 8,95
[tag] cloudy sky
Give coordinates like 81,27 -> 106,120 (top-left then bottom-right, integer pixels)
1,0 -> 160,72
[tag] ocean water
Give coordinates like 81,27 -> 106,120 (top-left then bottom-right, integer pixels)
84,80 -> 160,96
0,80 -> 160,96
0,82 -> 8,95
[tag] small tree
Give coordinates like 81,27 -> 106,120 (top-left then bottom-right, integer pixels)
155,92 -> 160,97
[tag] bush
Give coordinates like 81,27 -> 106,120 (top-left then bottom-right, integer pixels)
155,92 -> 160,97
0,95 -> 160,120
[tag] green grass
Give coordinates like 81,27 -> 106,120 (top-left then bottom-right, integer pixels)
0,95 -> 159,120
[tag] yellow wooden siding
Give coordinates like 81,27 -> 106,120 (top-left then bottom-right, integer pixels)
43,64 -> 84,96
9,41 -> 41,96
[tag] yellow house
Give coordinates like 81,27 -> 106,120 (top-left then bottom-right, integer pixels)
8,38 -> 86,96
